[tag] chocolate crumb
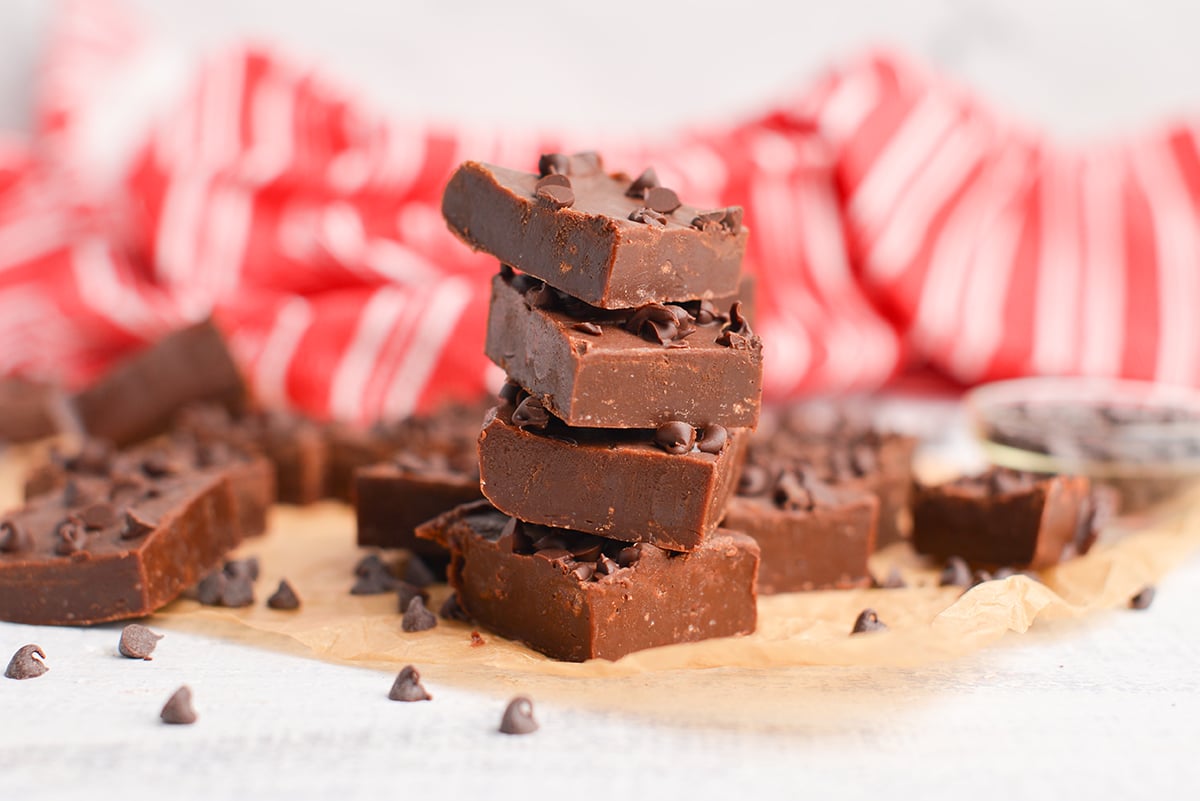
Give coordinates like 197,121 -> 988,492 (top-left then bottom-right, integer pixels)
402,555 -> 437,588
0,520 -> 31,553
1130,586 -> 1156,610
696,425 -> 728,455
536,184 -> 574,209
470,631 -> 486,647
267,579 -> 301,610
499,696 -> 538,735
644,186 -> 681,214
654,421 -> 696,455
512,396 -> 551,431
628,207 -> 667,227
851,609 -> 888,634
4,644 -> 48,679
388,665 -> 432,702
402,596 -> 438,632
120,509 -> 156,540
625,167 -> 659,198
572,322 -> 603,336
119,624 -> 163,660
439,592 -> 471,622
537,153 -> 569,177
160,686 -> 197,724
939,556 -> 972,588
396,582 -> 430,614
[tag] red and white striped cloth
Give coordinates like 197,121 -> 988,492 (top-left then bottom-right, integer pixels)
1,1 -> 1197,422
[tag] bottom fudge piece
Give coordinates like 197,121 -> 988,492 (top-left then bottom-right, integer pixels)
416,500 -> 759,662
722,466 -> 878,594
0,468 -> 242,625
911,468 -> 1098,569
355,459 -> 481,564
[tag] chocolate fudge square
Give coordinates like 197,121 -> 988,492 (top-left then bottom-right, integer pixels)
442,155 -> 747,309
416,500 -> 759,662
485,270 -> 763,429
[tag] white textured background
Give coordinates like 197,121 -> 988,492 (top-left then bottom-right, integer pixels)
2,3 -> 1200,799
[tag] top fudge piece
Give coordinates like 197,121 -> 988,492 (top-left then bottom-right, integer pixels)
442,153 -> 748,309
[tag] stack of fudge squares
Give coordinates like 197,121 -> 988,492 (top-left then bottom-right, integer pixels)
418,151 -> 765,661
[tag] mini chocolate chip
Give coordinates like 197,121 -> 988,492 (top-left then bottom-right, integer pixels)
4,645 -> 48,679
850,443 -> 878,475
396,582 -> 430,613
851,609 -> 888,634
532,533 -> 568,552
696,425 -> 728,454
499,379 -> 525,406
0,520 -> 31,553
54,516 -> 88,555
940,556 -> 972,588
512,396 -> 551,430
595,554 -> 620,576
716,301 -> 754,348
79,502 -> 118,531
195,440 -> 231,468
722,206 -> 744,231
523,280 -> 558,309
536,184 -> 574,209
534,547 -> 572,563
625,302 -> 697,346
64,440 -> 113,474
352,554 -> 399,595
221,574 -> 255,608
616,546 -> 641,568
537,153 -> 569,177
470,631 -> 486,647
499,696 -> 538,735
625,167 -> 660,198
440,592 -> 471,622
628,207 -> 667,227
402,555 -> 437,588
737,464 -> 771,497
109,474 -> 150,506
121,509 -> 156,540
569,151 -> 603,174
654,421 -> 696,455
970,569 -> 993,588
119,624 -> 163,660
1130,586 -> 1156,610
773,471 -> 813,511
62,478 -> 96,508
570,563 -> 596,581
569,542 -> 603,562
141,453 -> 176,478
267,579 -> 301,610
160,686 -> 197,725
691,209 -> 727,231
388,665 -> 431,702
224,557 -> 260,582
195,571 -> 226,605
877,568 -> 906,589
644,186 -> 681,214
572,322 -> 603,336
692,299 -> 726,325
535,173 -> 571,191
402,596 -> 438,632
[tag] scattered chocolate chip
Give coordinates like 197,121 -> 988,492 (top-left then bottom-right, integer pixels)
939,556 -> 972,588
536,184 -> 574,209
569,151 -> 603,174
691,209 -> 727,231
79,502 -> 117,531
1130,586 -> 1156,610
0,520 -> 31,553
62,478 -> 97,508
595,554 -> 620,576
851,609 -> 888,634
571,321 -> 603,336
644,186 -> 681,214
690,299 -> 726,326
402,555 -> 437,588
537,153 -> 569,177
470,631 -> 486,647
118,624 -> 163,660
696,425 -> 728,454
523,280 -> 558,309
499,379 -> 525,406
195,440 -> 231,468
569,542 -> 603,562
570,563 -> 596,581
109,474 -> 149,506
351,554 -> 399,595
396,582 -> 430,614
625,167 -> 660,198
439,592 -> 471,622
721,206 -> 744,231
877,568 -> 906,589
773,471 -> 813,511
141,453 -> 176,478
195,571 -> 226,605
737,464 -> 771,496
628,207 -> 667,227
64,440 -> 113,474
224,557 -> 260,582
267,579 -> 301,610
220,574 -> 255,608
616,546 -> 641,568
388,665 -> 431,702
715,301 -> 755,348
402,596 -> 438,632
4,644 -> 48,680
120,509 -> 156,540
654,421 -> 696,455
54,516 -> 88,556
532,532 -> 567,552
512,396 -> 551,431
499,696 -> 538,735
625,302 -> 697,346
535,173 -> 571,191
160,686 -> 197,724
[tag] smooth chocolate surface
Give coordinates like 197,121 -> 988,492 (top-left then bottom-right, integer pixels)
723,467 -> 878,594
416,500 -> 759,662
911,468 -> 1096,569
0,468 -> 242,625
478,402 -> 747,551
485,271 -> 763,428
72,320 -> 247,447
355,460 -> 480,564
442,157 -> 748,309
